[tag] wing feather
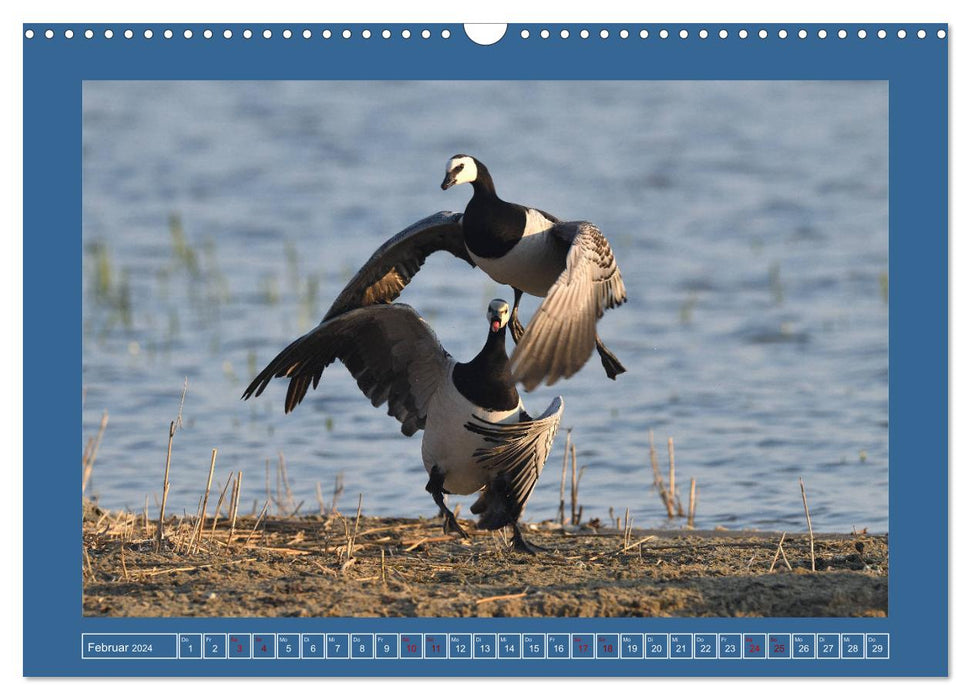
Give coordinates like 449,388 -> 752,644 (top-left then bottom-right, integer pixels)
242,304 -> 452,436
464,397 -> 564,529
323,211 -> 472,320
509,222 -> 626,390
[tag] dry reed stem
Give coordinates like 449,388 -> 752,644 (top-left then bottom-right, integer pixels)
649,429 -> 675,518
209,473 -> 233,541
82,410 -> 109,494
688,478 -> 697,528
189,449 -> 217,554
769,531 -> 787,572
800,477 -> 816,572
568,442 -> 577,525
227,471 -> 242,545
476,589 -> 529,605
315,482 -> 325,515
558,429 -> 571,526
244,500 -> 270,544
588,536 -> 656,562
155,420 -> 176,552
134,558 -> 257,579
330,473 -> 344,515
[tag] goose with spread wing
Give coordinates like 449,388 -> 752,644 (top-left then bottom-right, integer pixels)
321,155 -> 627,391
243,299 -> 563,553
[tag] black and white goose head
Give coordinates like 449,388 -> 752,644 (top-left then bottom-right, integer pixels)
441,154 -> 486,191
487,297 -> 512,334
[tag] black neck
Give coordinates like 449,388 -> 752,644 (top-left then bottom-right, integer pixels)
452,325 -> 520,411
470,161 -> 498,197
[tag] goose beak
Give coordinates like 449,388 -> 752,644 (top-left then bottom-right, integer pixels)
490,318 -> 501,333
441,174 -> 456,190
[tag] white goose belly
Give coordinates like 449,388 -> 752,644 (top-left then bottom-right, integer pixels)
467,217 -> 563,297
421,373 -> 522,495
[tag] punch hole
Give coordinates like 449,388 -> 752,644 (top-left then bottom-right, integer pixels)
521,30 -> 529,39
464,24 -> 507,46
738,29 -> 748,39
639,29 -> 648,39
620,29 -> 629,39
243,29 -> 253,39
184,29 -> 193,39
877,29 -> 887,39
838,29 -> 847,39
580,29 -> 589,39
105,29 -> 113,39
282,29 -> 292,39
401,29 -> 411,39
302,29 -> 311,39
560,29 -> 569,39
264,29 -> 273,39
818,29 -> 827,39
798,29 -> 807,39
383,30 -> 391,39
24,29 -> 34,39
223,29 -> 232,39
917,29 -> 926,39
44,29 -> 53,39
778,29 -> 788,39
323,29 -> 332,39
758,29 -> 767,39
699,29 -> 708,39
719,29 -> 728,39
897,29 -> 906,39
164,29 -> 173,39
540,29 -> 550,39
858,29 -> 867,39
659,29 -> 669,39
84,29 -> 93,39
362,29 -> 371,39
65,29 -> 74,39
204,29 -> 213,39
937,29 -> 946,38
125,29 -> 134,39
342,29 -> 351,39
442,29 -> 451,39
421,29 -> 431,39
679,29 -> 688,39
600,29 -> 608,39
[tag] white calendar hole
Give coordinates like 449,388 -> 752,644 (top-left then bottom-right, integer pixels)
463,24 -> 507,45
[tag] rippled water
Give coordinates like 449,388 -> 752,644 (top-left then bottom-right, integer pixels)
82,81 -> 888,532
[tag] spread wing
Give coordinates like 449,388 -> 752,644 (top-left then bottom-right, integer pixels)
464,396 -> 564,529
509,221 -> 627,390
242,304 -> 452,436
323,211 -> 472,320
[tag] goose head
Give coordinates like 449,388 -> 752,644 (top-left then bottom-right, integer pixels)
441,154 -> 479,190
487,298 -> 511,334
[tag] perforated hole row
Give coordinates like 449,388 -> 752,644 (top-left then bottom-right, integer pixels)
23,26 -> 948,41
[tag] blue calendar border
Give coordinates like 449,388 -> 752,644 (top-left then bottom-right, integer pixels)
23,23 -> 947,677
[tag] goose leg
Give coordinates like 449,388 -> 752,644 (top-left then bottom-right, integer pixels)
509,288 -> 526,344
425,466 -> 469,539
510,522 -> 547,555
595,334 -> 626,380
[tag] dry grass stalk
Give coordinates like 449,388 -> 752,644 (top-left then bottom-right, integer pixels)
244,500 -> 270,544
668,437 -> 684,516
588,536 -> 656,562
649,430 -> 675,518
227,471 -> 242,545
330,472 -> 345,515
476,589 -> 529,605
82,410 -> 109,494
799,477 -> 816,572
209,473 -> 233,540
315,481 -> 326,515
277,452 -> 295,515
688,478 -> 697,528
558,429 -> 571,525
623,508 -> 632,548
154,420 -> 176,552
769,532 -> 793,573
188,449 -> 217,554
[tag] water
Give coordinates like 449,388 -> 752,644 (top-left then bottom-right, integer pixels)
82,81 -> 888,532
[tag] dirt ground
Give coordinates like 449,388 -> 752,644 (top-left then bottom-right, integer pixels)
82,500 -> 887,618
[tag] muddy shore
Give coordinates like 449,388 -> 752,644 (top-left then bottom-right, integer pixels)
82,500 -> 887,618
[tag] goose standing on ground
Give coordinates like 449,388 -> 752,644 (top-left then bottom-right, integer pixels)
243,299 -> 564,553
318,156 -> 627,391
